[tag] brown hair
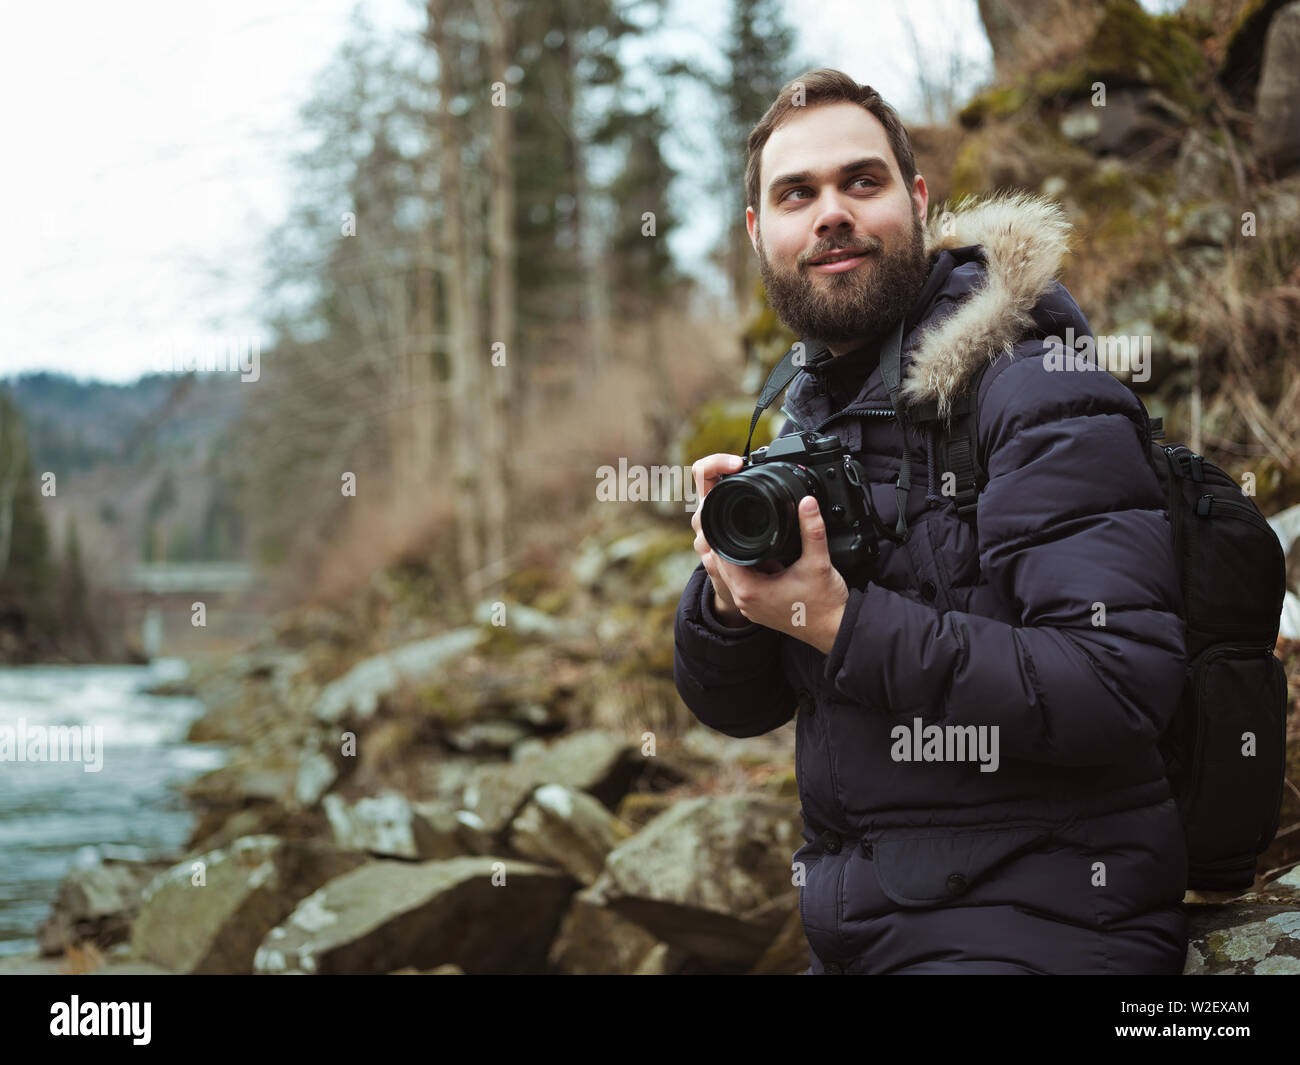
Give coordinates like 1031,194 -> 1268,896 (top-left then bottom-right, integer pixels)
745,68 -> 918,215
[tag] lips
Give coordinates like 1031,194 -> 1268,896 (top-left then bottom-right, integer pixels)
809,250 -> 869,274
810,249 -> 868,265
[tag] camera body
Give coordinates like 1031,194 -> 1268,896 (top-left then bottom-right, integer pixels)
700,430 -> 882,587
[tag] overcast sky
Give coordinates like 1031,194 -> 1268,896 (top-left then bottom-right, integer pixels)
0,0 -> 1173,385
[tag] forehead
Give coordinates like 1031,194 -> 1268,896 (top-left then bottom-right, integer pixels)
760,101 -> 895,193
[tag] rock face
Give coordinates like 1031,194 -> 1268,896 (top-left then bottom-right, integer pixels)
507,784 -> 631,885
1255,2 -> 1300,174
314,628 -> 483,725
252,856 -> 576,974
547,881 -> 690,975
1184,866 -> 1300,974
36,859 -> 172,956
130,836 -> 369,974
322,792 -> 466,860
1185,906 -> 1300,973
590,795 -> 801,969
455,729 -> 674,847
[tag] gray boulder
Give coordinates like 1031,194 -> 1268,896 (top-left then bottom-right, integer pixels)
130,835 -> 368,973
37,859 -> 173,956
508,784 -> 631,885
314,628 -> 483,725
1255,2 -> 1300,173
253,856 -> 576,974
322,792 -> 465,860
590,795 -> 801,969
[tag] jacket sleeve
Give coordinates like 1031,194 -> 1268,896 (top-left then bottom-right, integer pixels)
821,349 -> 1187,766
673,561 -> 797,738
671,414 -> 802,738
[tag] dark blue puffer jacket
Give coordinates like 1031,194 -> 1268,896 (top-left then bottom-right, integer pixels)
673,192 -> 1189,974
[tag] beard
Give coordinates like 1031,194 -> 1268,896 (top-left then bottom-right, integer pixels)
757,210 -> 930,347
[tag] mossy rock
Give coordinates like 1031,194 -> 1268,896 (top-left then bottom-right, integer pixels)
948,120 -> 1085,202
1219,0 -> 1294,108
957,84 -> 1031,130
672,398 -> 779,471
625,530 -> 694,580
1082,0 -> 1210,115
501,565 -> 557,606
477,621 -> 528,658
413,683 -> 476,726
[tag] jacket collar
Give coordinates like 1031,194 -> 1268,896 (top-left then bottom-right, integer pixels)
785,190 -> 1073,423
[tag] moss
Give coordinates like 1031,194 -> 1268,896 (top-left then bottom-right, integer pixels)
501,565 -> 556,606
532,588 -> 572,615
1031,61 -> 1100,104
1083,0 -> 1210,114
414,683 -> 473,725
623,529 -> 694,581
477,621 -> 527,658
384,559 -> 439,618
950,136 -> 991,201
674,398 -> 779,469
957,84 -> 1030,130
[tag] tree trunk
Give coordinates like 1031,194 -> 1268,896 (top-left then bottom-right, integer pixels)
476,0 -> 513,593
429,0 -> 484,605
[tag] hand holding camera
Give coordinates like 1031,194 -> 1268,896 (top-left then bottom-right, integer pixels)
690,453 -> 750,626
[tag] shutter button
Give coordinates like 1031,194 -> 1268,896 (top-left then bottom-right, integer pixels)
946,873 -> 968,896
818,830 -> 841,854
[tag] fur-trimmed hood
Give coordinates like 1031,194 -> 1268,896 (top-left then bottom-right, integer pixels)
788,190 -> 1076,425
901,191 -> 1074,419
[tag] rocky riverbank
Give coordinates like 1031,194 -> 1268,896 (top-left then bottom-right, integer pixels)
5,497 -> 1297,974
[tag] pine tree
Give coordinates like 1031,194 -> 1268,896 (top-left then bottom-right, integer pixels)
0,387 -> 57,657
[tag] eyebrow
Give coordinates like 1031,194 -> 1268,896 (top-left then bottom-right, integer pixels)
768,156 -> 891,201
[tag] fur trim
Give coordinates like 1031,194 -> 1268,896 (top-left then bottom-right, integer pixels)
902,191 -> 1074,422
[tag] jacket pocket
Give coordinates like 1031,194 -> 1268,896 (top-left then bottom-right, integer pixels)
872,827 -> 1049,909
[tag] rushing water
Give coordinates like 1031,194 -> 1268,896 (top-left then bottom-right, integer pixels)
0,659 -> 227,956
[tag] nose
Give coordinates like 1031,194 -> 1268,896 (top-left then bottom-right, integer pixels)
811,189 -> 857,238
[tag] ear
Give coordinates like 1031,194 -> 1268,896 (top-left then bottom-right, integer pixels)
746,206 -> 760,254
911,174 -> 928,227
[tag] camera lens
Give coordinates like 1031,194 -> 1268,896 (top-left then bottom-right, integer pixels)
701,464 -> 813,567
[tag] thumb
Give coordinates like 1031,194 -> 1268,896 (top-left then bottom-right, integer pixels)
798,495 -> 828,556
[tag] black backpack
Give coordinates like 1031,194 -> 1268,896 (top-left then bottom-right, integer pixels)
917,360 -> 1290,892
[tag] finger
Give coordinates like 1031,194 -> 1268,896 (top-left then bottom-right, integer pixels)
795,495 -> 831,567
691,453 -> 743,501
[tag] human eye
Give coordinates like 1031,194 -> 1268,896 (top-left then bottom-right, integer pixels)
850,176 -> 878,190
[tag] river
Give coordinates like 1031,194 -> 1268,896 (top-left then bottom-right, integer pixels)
0,659 -> 226,956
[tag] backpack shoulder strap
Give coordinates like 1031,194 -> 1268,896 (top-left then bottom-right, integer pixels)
908,360 -> 993,520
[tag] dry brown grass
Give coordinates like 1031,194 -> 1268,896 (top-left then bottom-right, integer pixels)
58,940 -> 105,975
297,296 -> 745,614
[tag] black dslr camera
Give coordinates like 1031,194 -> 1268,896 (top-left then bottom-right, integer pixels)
699,430 -> 893,587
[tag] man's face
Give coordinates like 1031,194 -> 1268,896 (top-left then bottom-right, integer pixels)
747,101 -> 930,351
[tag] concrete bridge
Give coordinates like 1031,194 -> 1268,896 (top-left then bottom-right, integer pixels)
119,563 -> 258,658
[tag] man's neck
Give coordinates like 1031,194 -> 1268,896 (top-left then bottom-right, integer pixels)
824,326 -> 890,359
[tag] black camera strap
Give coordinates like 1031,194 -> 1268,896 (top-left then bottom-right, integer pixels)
743,320 -> 914,541
741,338 -> 829,459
